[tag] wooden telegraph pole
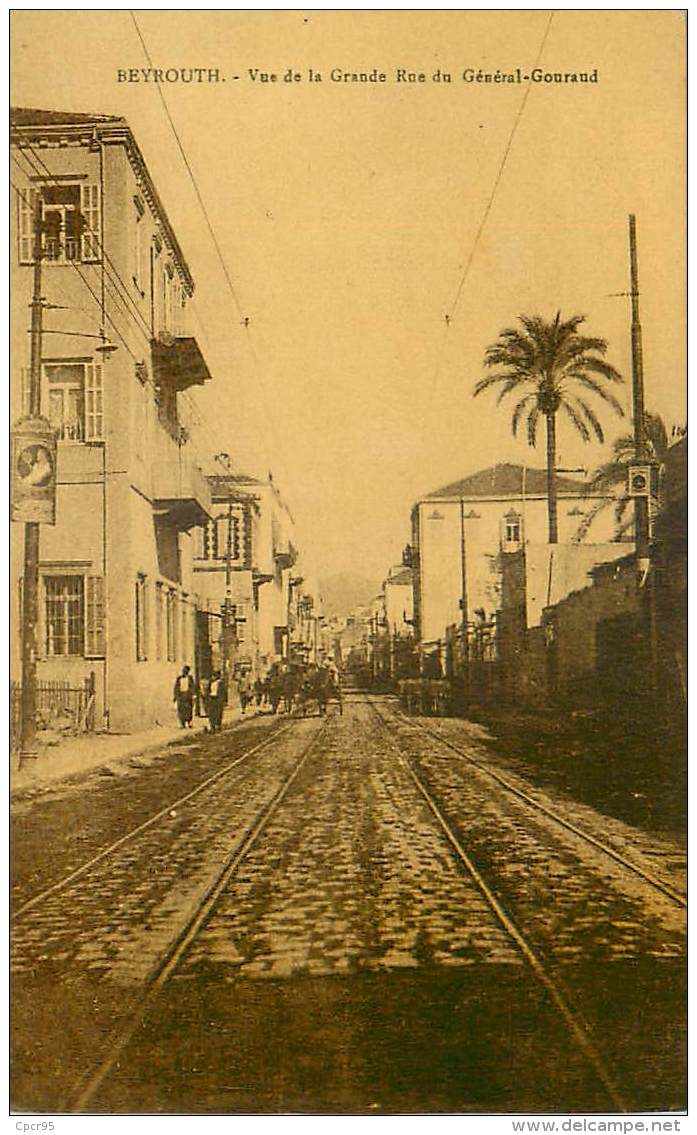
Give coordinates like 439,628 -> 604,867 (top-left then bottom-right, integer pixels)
459,498 -> 469,692
222,501 -> 236,683
628,214 -> 658,701
19,197 -> 45,758
628,214 -> 650,562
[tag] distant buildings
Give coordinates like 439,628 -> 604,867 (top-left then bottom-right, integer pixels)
335,565 -> 415,682
410,462 -> 619,662
193,471 -> 299,680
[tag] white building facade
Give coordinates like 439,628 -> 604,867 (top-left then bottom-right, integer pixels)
193,473 -> 298,679
411,463 -> 622,648
11,108 -> 213,731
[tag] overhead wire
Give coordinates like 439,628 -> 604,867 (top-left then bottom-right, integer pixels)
428,10 -> 556,404
11,158 -> 148,368
128,10 -> 283,474
11,186 -> 224,459
11,151 -> 150,355
15,128 -> 250,470
10,178 -> 140,364
11,142 -> 155,344
11,146 -> 229,463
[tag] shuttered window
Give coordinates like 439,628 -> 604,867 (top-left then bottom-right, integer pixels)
234,602 -> 247,644
18,186 -> 38,264
18,183 -> 101,264
45,576 -> 84,657
84,362 -> 104,440
135,574 -> 149,661
155,583 -> 164,660
80,183 -> 101,262
19,367 -> 30,416
133,198 -> 146,292
40,361 -> 104,442
166,590 -> 178,662
85,575 -> 106,658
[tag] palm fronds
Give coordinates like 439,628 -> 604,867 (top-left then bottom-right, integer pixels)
511,393 -> 536,437
473,311 -> 624,455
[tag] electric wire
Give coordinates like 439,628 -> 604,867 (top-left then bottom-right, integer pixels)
18,139 -> 243,467
11,179 -> 140,365
127,10 -> 283,473
428,11 -> 556,404
11,144 -> 155,343
11,149 -> 228,462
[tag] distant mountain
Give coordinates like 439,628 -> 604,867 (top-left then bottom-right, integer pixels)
320,572 -> 380,618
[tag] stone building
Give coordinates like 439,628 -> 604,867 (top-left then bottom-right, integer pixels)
11,107 -> 213,731
410,462 -> 619,655
193,472 -> 297,681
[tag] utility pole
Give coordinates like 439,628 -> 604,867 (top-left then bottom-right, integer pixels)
20,197 -> 44,758
221,501 -> 235,685
629,214 -> 650,562
628,214 -> 657,701
459,498 -> 469,689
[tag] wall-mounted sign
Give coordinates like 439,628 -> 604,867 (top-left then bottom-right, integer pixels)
11,416 -> 58,525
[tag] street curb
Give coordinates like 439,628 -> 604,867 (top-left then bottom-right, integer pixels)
9,711 -> 260,802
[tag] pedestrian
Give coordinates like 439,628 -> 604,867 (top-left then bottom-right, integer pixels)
173,664 -> 196,728
254,675 -> 265,708
205,668 -> 226,733
238,669 -> 253,715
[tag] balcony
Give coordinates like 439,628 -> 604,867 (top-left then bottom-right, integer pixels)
152,459 -> 212,530
151,336 -> 212,392
274,540 -> 298,571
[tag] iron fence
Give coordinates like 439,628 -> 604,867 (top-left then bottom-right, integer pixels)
10,674 -> 96,749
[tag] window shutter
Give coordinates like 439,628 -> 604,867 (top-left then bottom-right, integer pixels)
237,602 -> 246,642
142,579 -> 149,659
80,183 -> 101,262
84,362 -> 104,440
85,575 -> 106,657
155,583 -> 163,660
19,367 -> 30,416
18,187 -> 37,264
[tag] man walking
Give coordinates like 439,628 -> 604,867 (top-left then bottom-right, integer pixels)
205,669 -> 226,733
173,664 -> 196,728
238,669 -> 254,715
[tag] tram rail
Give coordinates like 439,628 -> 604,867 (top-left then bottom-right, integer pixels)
363,695 -> 628,1110
64,716 -> 331,1112
12,715 -> 299,921
370,696 -> 686,909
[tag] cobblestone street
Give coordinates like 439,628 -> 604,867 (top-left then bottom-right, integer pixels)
11,697 -> 686,1113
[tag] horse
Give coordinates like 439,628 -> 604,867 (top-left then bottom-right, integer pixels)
296,669 -> 343,716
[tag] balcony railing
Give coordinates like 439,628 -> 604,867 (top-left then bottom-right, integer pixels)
44,237 -> 81,262
274,540 -> 298,570
152,458 -> 212,530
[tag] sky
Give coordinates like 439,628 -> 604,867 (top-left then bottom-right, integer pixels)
10,11 -> 686,583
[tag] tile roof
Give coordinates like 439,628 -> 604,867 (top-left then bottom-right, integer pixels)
425,463 -> 586,500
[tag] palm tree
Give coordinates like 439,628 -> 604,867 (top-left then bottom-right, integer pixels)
473,312 -> 624,542
574,412 -> 670,542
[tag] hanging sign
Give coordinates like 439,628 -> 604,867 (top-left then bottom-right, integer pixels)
11,416 -> 58,525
